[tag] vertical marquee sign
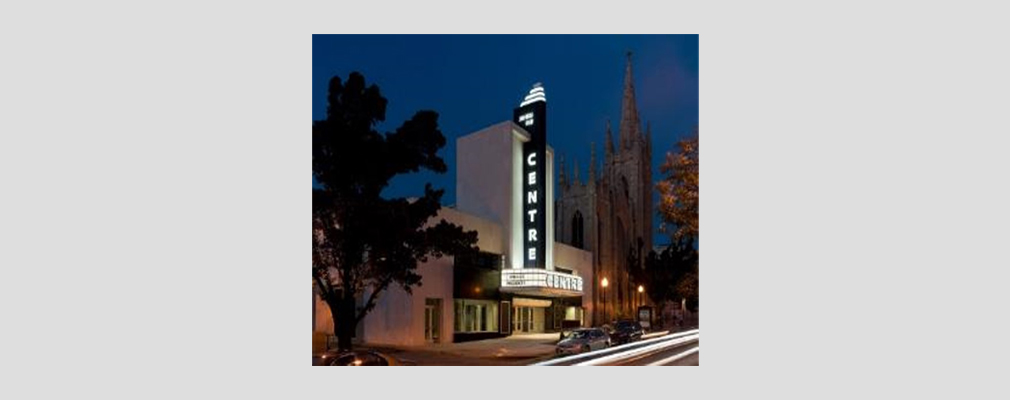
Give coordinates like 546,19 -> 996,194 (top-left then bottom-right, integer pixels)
514,84 -> 547,269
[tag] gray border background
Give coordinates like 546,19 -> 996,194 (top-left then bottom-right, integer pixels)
2,1 -> 1008,398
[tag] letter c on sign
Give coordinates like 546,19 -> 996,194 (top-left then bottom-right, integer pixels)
527,152 -> 537,166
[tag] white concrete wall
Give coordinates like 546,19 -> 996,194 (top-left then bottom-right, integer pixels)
457,121 -> 539,271
436,207 -> 504,254
511,129 -> 524,269
456,121 -> 516,249
554,242 -> 595,326
357,208 -> 505,346
361,255 -> 454,346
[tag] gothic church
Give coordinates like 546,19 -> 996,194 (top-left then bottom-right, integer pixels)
555,54 -> 653,323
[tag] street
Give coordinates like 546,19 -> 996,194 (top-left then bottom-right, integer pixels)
532,329 -> 699,366
315,328 -> 699,366
604,339 -> 699,366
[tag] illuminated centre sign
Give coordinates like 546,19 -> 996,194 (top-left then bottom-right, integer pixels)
501,269 -> 584,293
514,83 -> 547,269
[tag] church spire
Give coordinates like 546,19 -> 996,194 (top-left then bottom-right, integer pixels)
619,51 -> 641,150
605,119 -> 614,159
573,156 -> 580,185
559,153 -> 567,189
589,142 -> 597,184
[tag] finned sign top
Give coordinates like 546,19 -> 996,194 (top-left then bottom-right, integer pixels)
520,83 -> 546,107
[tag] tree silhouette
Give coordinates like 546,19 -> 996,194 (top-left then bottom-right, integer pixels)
312,72 -> 479,351
634,235 -> 698,325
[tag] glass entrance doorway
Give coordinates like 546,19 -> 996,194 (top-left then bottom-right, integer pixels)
513,306 -> 532,333
512,306 -> 544,333
424,298 -> 441,343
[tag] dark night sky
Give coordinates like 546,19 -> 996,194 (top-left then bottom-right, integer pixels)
313,35 -> 698,247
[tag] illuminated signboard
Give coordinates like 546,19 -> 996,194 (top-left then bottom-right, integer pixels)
514,84 -> 547,269
501,269 -> 584,292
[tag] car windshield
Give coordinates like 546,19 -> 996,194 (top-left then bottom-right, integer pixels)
568,330 -> 591,339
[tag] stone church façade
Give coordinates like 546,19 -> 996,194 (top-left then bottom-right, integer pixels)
555,54 -> 653,323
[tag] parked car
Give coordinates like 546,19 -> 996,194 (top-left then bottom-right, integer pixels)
557,319 -> 583,342
555,327 -> 611,355
609,320 -> 644,345
320,350 -> 399,366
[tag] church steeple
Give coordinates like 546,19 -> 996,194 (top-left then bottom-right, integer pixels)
573,157 -> 580,186
605,119 -> 614,160
559,153 -> 567,189
589,142 -> 597,184
619,51 -> 641,150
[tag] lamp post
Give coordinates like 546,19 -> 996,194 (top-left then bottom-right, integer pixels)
631,283 -> 636,311
637,285 -> 644,321
601,277 -> 609,325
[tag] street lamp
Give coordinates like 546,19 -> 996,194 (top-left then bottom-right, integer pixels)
601,277 -> 609,325
637,285 -> 644,319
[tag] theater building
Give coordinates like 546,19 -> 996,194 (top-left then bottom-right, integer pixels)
313,84 -> 596,346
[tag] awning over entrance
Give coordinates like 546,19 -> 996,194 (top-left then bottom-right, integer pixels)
512,297 -> 553,308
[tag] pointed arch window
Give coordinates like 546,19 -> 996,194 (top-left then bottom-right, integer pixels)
571,211 -> 585,249
621,176 -> 630,201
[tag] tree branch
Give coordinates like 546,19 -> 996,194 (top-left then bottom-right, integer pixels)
355,275 -> 394,324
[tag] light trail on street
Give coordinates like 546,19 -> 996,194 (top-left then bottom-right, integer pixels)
532,329 -> 699,366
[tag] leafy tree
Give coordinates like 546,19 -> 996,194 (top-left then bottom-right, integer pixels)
312,72 -> 478,350
642,127 -> 700,322
657,127 -> 699,241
